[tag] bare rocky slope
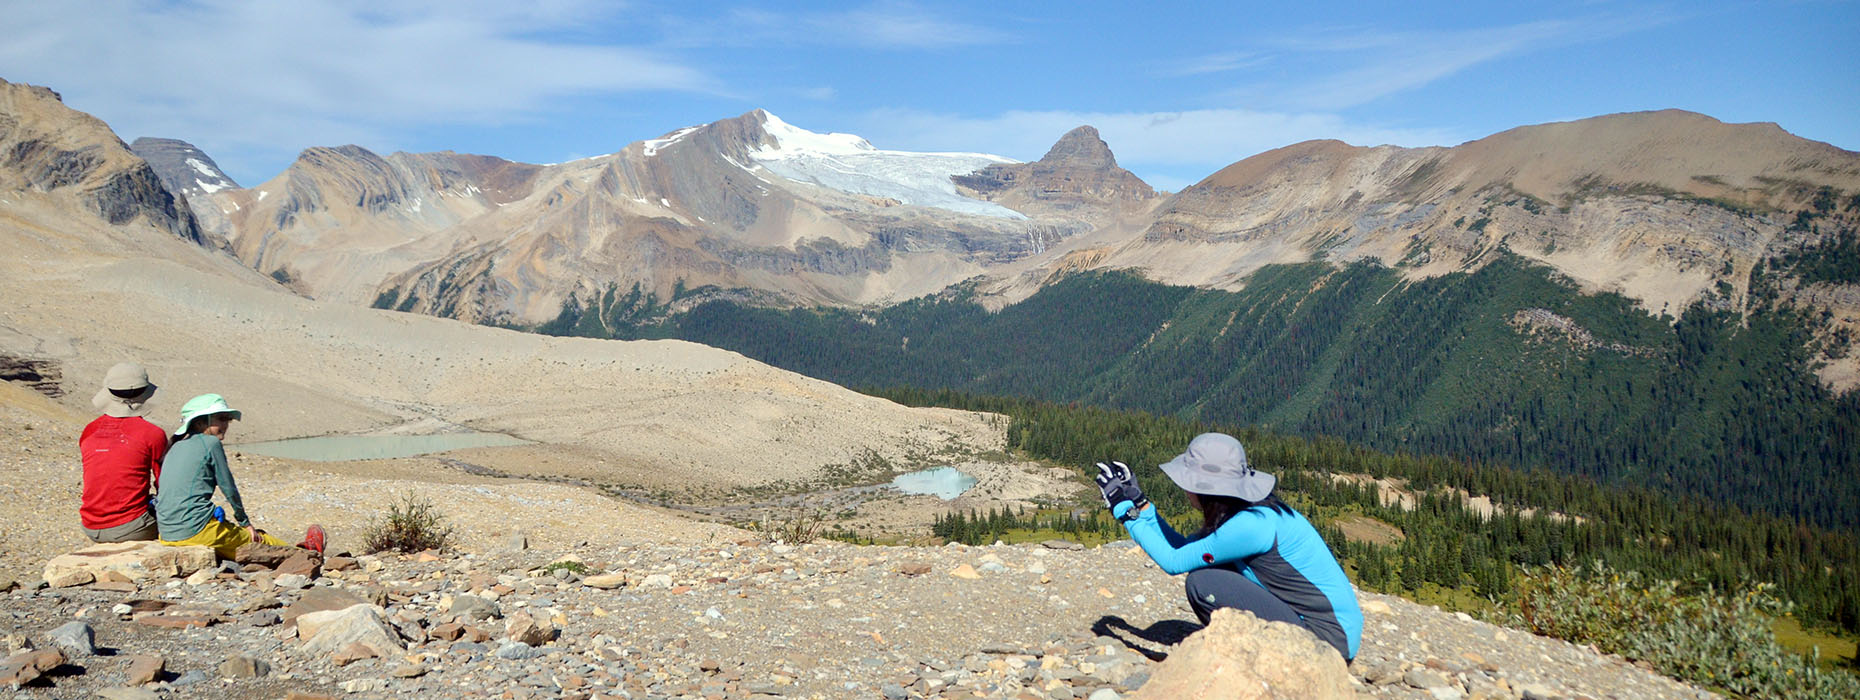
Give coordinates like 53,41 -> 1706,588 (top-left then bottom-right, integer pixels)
190,110 -> 1133,323
0,78 -> 1001,494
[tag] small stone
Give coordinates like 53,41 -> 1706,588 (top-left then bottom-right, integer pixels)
582,573 -> 628,589
392,663 -> 428,678
429,622 -> 466,642
331,641 -> 379,666
503,533 -> 529,552
639,574 -> 674,589
171,668 -> 210,686
1360,600 -> 1393,616
504,611 -> 557,646
242,610 -> 282,627
1405,668 -> 1453,691
111,603 -> 135,617
447,593 -> 501,622
47,621 -> 95,656
1087,689 -> 1121,700
218,654 -> 271,678
90,581 -> 138,593
273,573 -> 311,589
95,689 -> 160,700
897,563 -> 933,576
325,556 -> 357,571
1041,539 -> 1085,550
276,551 -> 323,578
124,654 -> 165,685
949,564 -> 981,580
134,613 -> 215,629
495,642 -> 539,660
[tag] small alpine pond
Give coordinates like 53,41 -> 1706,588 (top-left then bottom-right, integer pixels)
889,466 -> 978,500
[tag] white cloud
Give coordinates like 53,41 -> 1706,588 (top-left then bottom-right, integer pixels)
0,0 -> 714,181
667,2 -> 1010,49
1239,13 -> 1677,110
849,107 -> 1460,187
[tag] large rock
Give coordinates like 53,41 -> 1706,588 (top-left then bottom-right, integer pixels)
42,542 -> 215,587
297,605 -> 402,659
46,621 -> 93,656
503,611 -> 557,646
1,648 -> 65,689
232,543 -> 299,567
282,587 -> 368,626
1131,608 -> 1357,700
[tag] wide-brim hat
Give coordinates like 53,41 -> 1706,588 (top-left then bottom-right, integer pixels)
1159,432 -> 1275,502
175,393 -> 242,436
92,362 -> 157,418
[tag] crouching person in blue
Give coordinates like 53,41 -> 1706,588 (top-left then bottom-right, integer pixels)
1096,432 -> 1362,662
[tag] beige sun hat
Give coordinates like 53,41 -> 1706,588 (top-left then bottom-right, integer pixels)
91,362 -> 157,418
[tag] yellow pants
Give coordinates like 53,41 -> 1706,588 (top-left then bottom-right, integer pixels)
161,519 -> 289,559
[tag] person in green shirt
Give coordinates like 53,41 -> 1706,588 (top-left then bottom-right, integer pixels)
155,394 -> 323,558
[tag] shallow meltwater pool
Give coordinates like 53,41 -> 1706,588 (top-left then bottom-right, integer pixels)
889,466 -> 978,500
233,433 -> 531,462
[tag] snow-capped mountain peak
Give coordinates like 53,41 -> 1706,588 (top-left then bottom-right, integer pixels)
747,111 -> 1026,219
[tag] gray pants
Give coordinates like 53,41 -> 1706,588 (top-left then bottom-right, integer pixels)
84,511 -> 158,543
1185,565 -> 1351,661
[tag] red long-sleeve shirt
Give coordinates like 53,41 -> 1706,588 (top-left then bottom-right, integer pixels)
78,415 -> 169,529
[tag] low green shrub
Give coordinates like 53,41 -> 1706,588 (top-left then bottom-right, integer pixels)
1508,562 -> 1859,698
361,491 -> 455,554
745,510 -> 828,545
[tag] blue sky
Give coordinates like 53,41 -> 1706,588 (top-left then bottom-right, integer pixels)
2,1 -> 1854,192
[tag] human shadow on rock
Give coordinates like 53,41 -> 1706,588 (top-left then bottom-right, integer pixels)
1091,615 -> 1201,661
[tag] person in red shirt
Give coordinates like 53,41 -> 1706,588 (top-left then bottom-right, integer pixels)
79,362 -> 169,542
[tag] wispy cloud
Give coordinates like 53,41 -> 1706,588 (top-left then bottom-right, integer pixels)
0,0 -> 715,181
849,107 -> 1461,188
1230,12 -> 1679,110
665,2 -> 1011,49
1162,51 -> 1269,77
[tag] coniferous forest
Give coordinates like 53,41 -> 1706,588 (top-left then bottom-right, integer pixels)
530,231 -> 1860,635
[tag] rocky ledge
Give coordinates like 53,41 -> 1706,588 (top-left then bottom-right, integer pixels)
2,539 -> 1714,699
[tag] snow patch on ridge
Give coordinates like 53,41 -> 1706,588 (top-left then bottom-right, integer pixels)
642,127 -> 699,157
750,112 -> 1026,220
185,157 -> 232,193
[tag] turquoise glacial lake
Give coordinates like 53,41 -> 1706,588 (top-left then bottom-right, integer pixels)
889,467 -> 978,500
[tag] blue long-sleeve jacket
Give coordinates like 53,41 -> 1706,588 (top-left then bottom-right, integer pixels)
1115,500 -> 1363,659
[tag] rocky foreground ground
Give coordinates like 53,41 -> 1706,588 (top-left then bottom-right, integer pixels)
1,535 -> 1718,700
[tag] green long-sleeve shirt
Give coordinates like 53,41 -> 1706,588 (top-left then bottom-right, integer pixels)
155,434 -> 250,540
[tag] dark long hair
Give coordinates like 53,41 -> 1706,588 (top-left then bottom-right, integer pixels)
1194,492 -> 1294,537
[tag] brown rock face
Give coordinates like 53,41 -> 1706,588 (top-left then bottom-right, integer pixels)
1131,607 -> 1355,700
954,125 -> 1158,224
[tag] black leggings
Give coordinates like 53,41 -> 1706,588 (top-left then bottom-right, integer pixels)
1184,566 -> 1350,661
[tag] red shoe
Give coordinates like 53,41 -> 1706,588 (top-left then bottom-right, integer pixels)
297,524 -> 325,554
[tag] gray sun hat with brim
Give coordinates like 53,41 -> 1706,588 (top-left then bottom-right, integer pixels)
1159,432 -> 1276,502
92,362 -> 157,418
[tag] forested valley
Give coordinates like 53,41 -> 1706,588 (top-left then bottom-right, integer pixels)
529,229 -> 1860,637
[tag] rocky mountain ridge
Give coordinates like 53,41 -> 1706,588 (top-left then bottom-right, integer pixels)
181,109 -> 1119,323
0,79 -> 206,247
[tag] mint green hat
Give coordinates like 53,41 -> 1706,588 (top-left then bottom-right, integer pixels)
175,393 -> 242,436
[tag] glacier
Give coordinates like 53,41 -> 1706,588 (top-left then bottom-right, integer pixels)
750,112 -> 1027,220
